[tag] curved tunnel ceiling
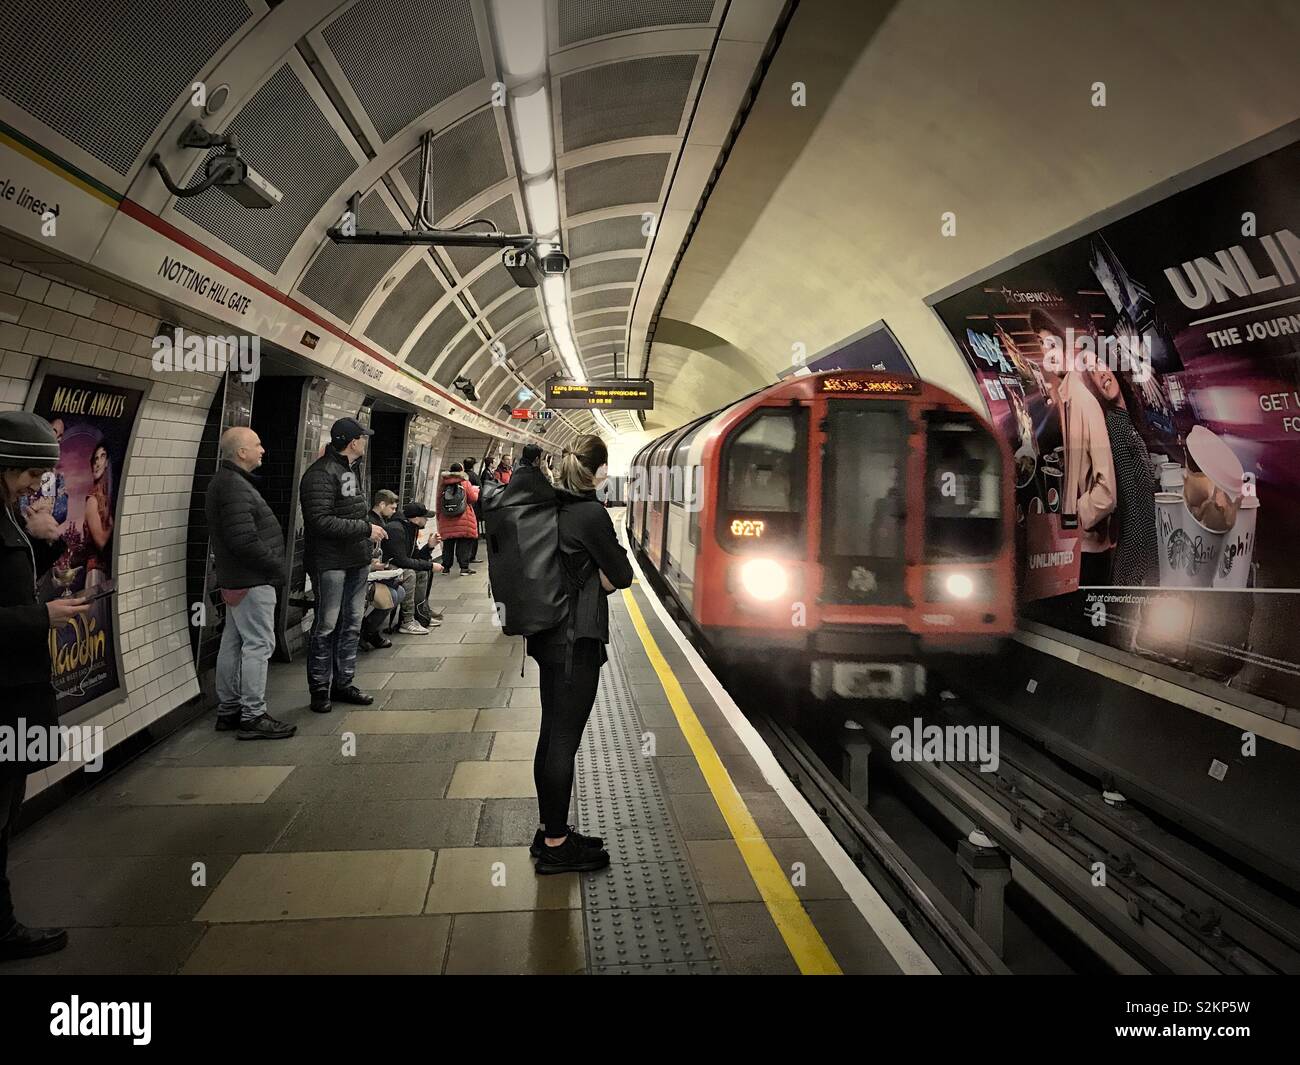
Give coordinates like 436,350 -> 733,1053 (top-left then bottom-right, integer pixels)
642,0 -> 1300,437
0,0 -> 785,445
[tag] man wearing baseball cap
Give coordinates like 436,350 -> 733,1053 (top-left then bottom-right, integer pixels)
299,417 -> 384,714
382,500 -> 443,633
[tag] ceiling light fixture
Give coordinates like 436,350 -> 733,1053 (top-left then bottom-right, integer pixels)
489,0 -> 547,80
511,85 -> 553,178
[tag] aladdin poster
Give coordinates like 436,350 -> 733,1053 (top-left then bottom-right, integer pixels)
24,371 -> 144,716
932,137 -> 1300,705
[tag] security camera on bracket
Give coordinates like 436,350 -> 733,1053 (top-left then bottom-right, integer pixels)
149,120 -> 282,208
325,129 -> 567,289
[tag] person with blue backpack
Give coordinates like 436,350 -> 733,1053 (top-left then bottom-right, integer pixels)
482,434 -> 633,874
435,463 -> 479,575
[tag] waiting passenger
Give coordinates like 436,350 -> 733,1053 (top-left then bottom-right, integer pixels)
0,412 -> 87,961
512,442 -> 547,485
463,458 -> 482,562
359,488 -> 402,650
494,457 -> 513,484
436,463 -> 480,576
384,501 -> 443,633
299,418 -> 385,714
207,427 -> 295,739
529,434 -> 633,875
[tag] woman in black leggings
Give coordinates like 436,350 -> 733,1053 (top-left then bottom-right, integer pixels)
528,434 -> 633,874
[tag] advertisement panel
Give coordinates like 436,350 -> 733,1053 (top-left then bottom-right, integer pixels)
931,136 -> 1300,704
777,320 -> 917,380
24,365 -> 146,718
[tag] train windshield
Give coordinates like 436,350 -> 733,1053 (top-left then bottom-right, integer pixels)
720,407 -> 806,552
924,415 -> 1002,561
821,402 -> 908,603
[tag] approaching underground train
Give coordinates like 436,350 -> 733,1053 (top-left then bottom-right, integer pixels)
627,371 -> 1016,701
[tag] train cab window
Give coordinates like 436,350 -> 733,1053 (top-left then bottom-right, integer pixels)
719,407 -> 806,553
924,415 -> 1002,561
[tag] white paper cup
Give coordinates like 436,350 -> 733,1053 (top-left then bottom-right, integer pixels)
1213,494 -> 1259,588
1155,492 -> 1223,588
1159,462 -> 1185,490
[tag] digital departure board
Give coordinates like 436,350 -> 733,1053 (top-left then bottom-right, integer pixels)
546,379 -> 655,409
818,376 -> 920,395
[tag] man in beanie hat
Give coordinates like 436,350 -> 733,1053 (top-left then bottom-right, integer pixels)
382,500 -> 443,633
298,417 -> 384,714
0,412 -> 89,960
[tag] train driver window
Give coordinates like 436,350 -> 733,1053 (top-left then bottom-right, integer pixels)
925,415 -> 1002,561
720,407 -> 806,553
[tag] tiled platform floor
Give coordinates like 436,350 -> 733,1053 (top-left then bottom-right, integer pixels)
1,566 -> 901,975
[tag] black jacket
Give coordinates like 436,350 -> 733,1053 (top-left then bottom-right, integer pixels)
300,445 -> 371,572
383,517 -> 432,571
527,488 -> 633,657
0,503 -> 63,779
207,461 -> 285,588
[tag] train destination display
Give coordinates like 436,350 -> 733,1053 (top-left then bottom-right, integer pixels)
546,379 -> 655,409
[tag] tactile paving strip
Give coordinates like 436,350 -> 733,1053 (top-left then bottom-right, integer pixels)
576,625 -> 726,974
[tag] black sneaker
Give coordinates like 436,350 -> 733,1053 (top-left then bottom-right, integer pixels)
460,568 -> 477,576
367,634 -> 393,649
534,835 -> 610,875
215,712 -> 241,732
530,827 -> 604,859
237,714 -> 297,741
309,690 -> 332,714
0,922 -> 68,961
330,684 -> 374,706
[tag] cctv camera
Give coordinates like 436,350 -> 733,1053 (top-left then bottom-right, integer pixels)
204,152 -> 282,209
501,247 -> 569,289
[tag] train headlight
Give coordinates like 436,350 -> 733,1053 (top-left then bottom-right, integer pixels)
946,573 -> 975,600
739,558 -> 788,601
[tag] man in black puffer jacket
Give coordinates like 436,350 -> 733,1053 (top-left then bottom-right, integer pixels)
206,427 -> 295,740
383,501 -> 443,633
299,417 -> 386,714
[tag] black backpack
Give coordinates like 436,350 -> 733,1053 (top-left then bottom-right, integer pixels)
482,474 -> 567,636
440,480 -> 467,517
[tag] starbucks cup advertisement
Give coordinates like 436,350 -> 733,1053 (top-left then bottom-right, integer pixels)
1155,492 -> 1224,588
1214,494 -> 1259,589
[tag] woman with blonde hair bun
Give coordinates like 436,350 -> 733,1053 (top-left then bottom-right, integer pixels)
526,434 -> 634,875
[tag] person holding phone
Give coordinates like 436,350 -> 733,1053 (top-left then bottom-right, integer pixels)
0,412 -> 89,961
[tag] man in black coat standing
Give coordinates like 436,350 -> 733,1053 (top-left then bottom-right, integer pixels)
206,427 -> 295,740
299,418 -> 386,714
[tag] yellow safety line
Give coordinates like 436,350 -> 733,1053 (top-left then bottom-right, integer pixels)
621,587 -> 842,975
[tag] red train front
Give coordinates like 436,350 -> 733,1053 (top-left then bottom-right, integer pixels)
627,371 -> 1016,700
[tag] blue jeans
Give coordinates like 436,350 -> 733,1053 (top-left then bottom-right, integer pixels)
307,566 -> 368,693
215,584 -> 278,721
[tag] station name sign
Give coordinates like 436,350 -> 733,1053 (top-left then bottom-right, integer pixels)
546,379 -> 654,409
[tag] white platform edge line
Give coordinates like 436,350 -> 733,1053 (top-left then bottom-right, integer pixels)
622,546 -> 939,975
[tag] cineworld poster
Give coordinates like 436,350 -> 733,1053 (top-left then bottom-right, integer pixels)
24,371 -> 144,716
932,138 -> 1300,706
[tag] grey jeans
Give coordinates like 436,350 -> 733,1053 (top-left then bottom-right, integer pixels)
400,567 -> 430,623
215,584 -> 278,721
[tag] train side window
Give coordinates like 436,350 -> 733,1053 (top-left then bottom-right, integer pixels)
925,415 -> 1002,561
719,407 -> 806,553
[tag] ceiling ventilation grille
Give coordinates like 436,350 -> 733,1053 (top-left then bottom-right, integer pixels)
443,196 -> 520,277
298,190 -> 406,324
571,257 -> 642,290
408,300 -> 470,374
560,55 -> 697,151
396,108 -> 508,221
364,259 -> 445,354
567,216 -> 649,260
572,288 -> 633,315
564,154 -> 670,216
0,0 -> 250,176
557,0 -> 715,47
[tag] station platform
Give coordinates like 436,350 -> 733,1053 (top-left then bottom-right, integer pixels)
2,566 -> 923,976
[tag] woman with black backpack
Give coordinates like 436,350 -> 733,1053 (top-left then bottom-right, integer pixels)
435,463 -> 479,576
528,434 -> 634,874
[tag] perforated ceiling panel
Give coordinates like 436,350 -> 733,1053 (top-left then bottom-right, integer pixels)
397,109 -> 508,221
408,301 -> 470,374
488,290 -> 539,332
557,0 -> 715,46
434,328 -> 482,385
574,310 -> 627,333
364,259 -> 444,354
0,0 -> 250,176
560,55 -> 697,151
499,314 -> 545,355
572,288 -> 632,315
298,191 -> 406,324
583,340 -> 623,357
175,65 -> 356,274
322,0 -> 483,141
567,216 -> 649,261
571,258 -> 642,289
565,154 -> 670,216
467,263 -> 517,312
444,196 -> 520,276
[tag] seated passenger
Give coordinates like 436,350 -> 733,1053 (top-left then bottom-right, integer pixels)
384,502 -> 443,633
528,434 -> 634,875
360,489 -> 402,649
